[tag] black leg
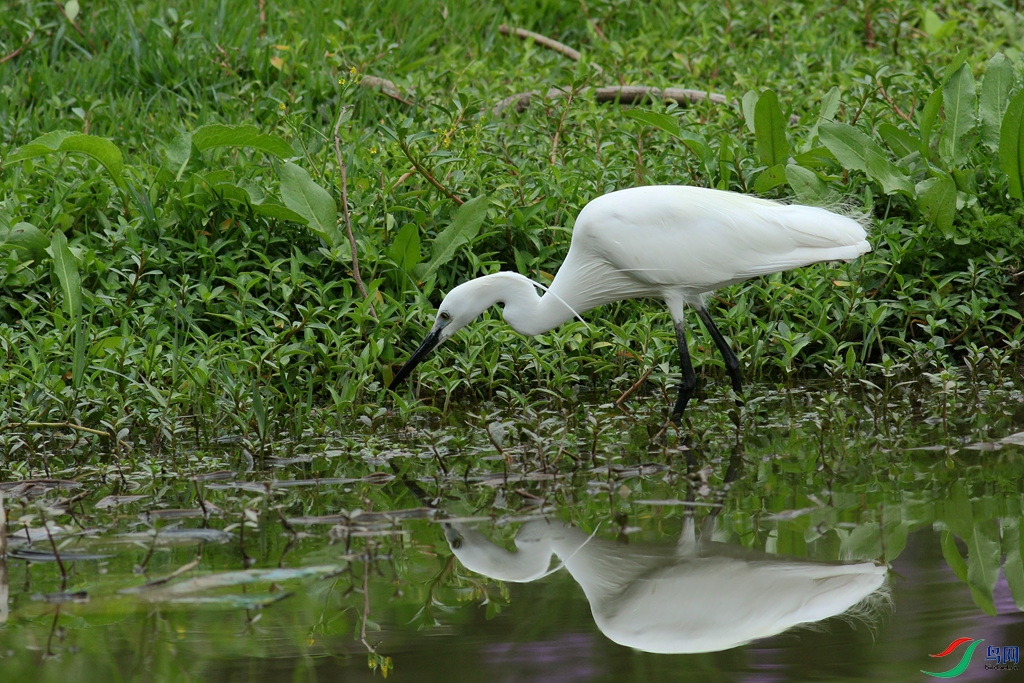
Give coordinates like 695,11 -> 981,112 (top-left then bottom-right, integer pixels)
670,319 -> 697,423
695,305 -> 744,405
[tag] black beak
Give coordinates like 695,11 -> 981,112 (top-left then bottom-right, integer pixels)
389,327 -> 443,390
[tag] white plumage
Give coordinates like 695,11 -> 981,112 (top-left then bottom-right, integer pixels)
391,185 -> 870,421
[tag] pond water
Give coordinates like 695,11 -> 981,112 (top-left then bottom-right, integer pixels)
1,375 -> 1023,681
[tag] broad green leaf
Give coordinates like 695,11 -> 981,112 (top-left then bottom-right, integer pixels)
251,201 -> 309,224
883,517 -> 909,563
916,176 -> 958,237
622,109 -> 681,137
998,88 -> 1024,200
923,9 -> 958,40
918,88 -> 943,154
8,131 -> 124,181
785,164 -> 829,204
6,130 -> 75,159
752,164 -> 787,193
939,63 -> 976,163
0,221 -> 49,258
279,162 -> 339,248
1001,517 -> 1024,611
838,522 -> 881,559
980,53 -> 1013,151
819,86 -> 841,122
46,231 -> 82,322
192,124 -> 295,158
388,223 -> 421,272
754,90 -> 788,167
808,86 -> 841,142
741,90 -> 758,134
940,530 -> 968,581
49,134 -> 123,179
965,520 -> 1001,615
941,50 -> 969,83
819,121 -> 914,196
623,110 -> 709,162
877,123 -> 921,158
162,132 -> 193,181
91,335 -> 126,357
416,195 -> 489,281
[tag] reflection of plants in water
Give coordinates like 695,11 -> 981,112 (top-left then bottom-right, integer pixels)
0,376 -> 1021,673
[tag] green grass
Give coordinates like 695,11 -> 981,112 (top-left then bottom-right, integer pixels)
1,0 -> 1023,453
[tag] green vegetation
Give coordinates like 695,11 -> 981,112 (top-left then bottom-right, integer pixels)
1,1 -> 1023,449
4,4 -> 1024,676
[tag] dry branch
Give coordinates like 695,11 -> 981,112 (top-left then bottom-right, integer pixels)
499,24 -> 604,75
360,75 -> 414,105
493,85 -> 801,125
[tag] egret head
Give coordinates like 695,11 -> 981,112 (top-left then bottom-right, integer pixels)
388,277 -> 508,389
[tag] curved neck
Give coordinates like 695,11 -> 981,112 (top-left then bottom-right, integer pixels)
474,272 -> 577,336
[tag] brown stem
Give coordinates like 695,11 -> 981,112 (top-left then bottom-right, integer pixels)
395,136 -> 464,205
0,31 -> 34,64
877,83 -> 914,122
54,2 -> 97,53
550,87 -> 580,164
615,366 -> 654,407
333,107 -> 378,320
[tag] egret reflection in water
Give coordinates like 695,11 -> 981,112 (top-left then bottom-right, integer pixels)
444,517 -> 888,654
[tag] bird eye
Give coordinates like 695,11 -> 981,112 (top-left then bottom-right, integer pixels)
439,310 -> 451,321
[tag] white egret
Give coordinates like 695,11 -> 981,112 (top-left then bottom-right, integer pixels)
390,185 -> 870,421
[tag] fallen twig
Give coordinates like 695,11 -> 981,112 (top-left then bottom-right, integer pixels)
493,85 -> 801,124
499,24 -> 603,74
360,75 -> 415,105
333,106 -> 378,319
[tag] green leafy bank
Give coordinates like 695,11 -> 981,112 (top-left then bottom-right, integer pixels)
0,1 -> 1022,454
